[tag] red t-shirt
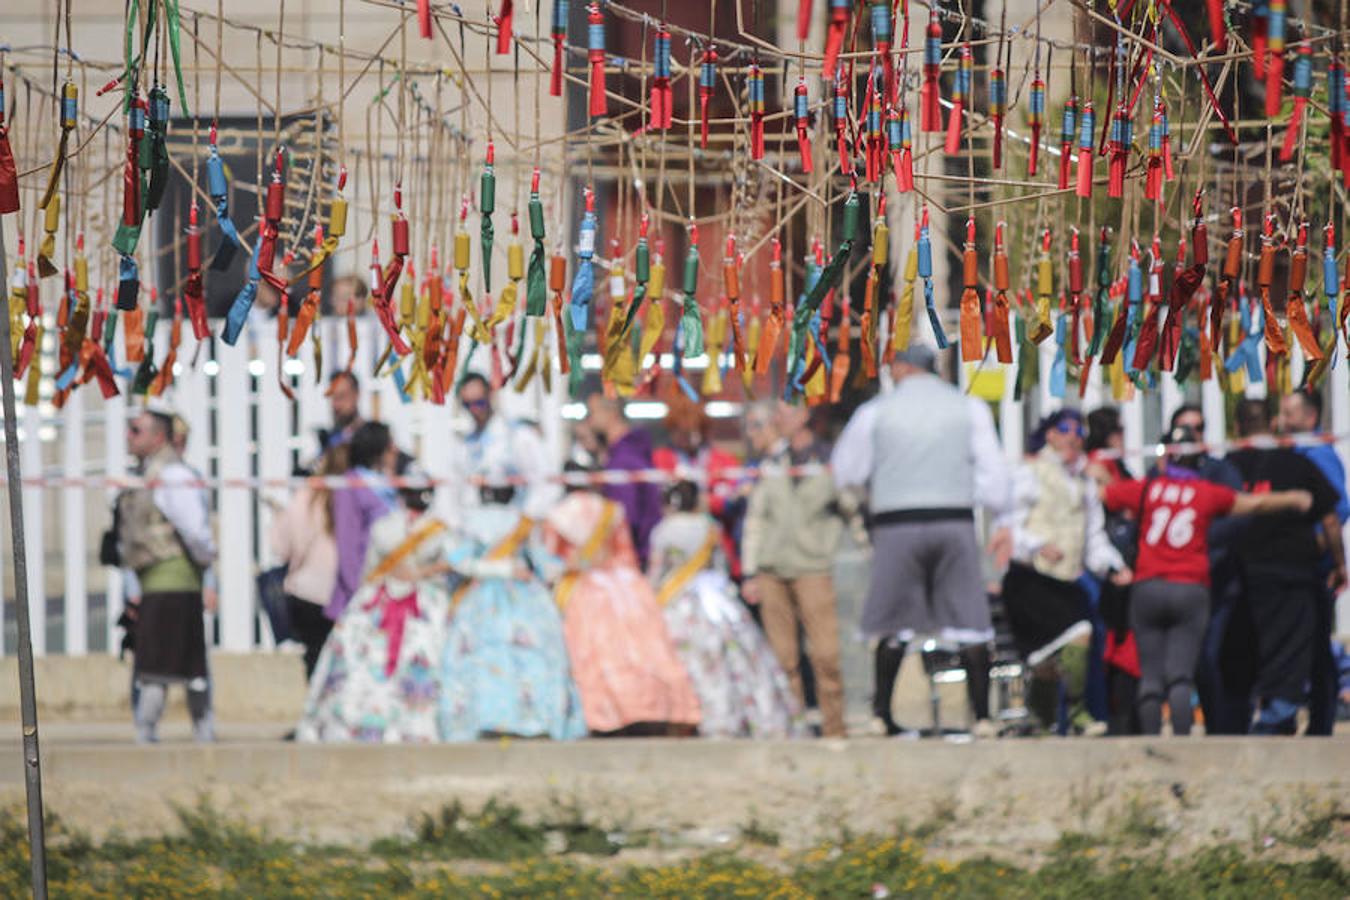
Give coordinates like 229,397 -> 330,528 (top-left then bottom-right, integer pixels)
1103,476 -> 1237,586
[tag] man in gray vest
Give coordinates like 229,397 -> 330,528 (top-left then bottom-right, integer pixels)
832,345 -> 1012,736
117,408 -> 218,742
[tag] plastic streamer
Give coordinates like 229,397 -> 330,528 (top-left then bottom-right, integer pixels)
526,168 -> 548,316
0,76 -> 22,214
569,187 -> 597,331
206,123 -> 241,270
651,25 -> 674,132
678,221 -> 705,359
1285,222 -> 1323,360
958,216 -> 981,360
918,207 -> 947,347
1210,207 -> 1242,350
1280,45 -> 1312,162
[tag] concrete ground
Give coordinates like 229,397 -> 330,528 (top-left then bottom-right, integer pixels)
2,544 -> 1346,859
1,724 -> 1347,861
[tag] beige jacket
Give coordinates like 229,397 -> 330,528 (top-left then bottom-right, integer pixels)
743,439 -> 842,579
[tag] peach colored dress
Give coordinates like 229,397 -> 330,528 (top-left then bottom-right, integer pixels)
544,492 -> 701,733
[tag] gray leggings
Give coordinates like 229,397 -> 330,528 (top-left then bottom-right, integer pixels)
1129,579 -> 1210,736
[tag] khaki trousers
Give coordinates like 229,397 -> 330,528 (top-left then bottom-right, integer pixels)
756,572 -> 846,737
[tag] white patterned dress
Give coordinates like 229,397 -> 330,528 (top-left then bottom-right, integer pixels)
648,512 -> 801,738
297,509 -> 451,743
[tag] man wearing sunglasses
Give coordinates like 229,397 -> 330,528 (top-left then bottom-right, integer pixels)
451,372 -> 559,522
116,407 -> 218,743
1000,408 -> 1131,735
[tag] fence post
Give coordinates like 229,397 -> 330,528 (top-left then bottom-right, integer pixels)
103,389 -> 127,655
61,390 -> 87,655
215,336 -> 254,651
255,330 -> 288,649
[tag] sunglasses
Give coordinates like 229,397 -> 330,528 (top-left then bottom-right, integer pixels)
1054,420 -> 1085,438
461,397 -> 490,410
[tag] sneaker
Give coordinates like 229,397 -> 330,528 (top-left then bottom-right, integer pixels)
1071,710 -> 1108,737
1027,621 -> 1092,669
970,718 -> 1000,740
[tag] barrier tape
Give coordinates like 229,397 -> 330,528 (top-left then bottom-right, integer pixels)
1,432 -> 1346,491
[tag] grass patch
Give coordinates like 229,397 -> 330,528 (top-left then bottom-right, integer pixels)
0,803 -> 1347,897
372,796 -> 637,861
739,812 -> 781,847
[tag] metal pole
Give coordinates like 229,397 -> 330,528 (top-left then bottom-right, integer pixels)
0,221 -> 49,897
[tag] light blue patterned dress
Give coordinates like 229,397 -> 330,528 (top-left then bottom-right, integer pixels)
438,505 -> 587,741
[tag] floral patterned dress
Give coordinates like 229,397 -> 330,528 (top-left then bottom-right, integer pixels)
649,512 -> 801,738
296,508 -> 450,743
438,505 -> 586,741
543,492 -> 702,734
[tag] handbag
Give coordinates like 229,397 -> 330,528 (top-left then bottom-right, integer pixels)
257,565 -> 293,643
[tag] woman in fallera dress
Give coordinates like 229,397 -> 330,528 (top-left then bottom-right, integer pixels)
648,481 -> 801,738
543,477 -> 702,735
438,482 -> 586,741
296,477 -> 449,743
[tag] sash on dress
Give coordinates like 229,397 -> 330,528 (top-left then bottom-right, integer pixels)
361,517 -> 448,676
451,516 -> 536,605
554,501 -> 619,611
655,529 -> 719,606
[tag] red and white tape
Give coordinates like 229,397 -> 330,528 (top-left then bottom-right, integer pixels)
1,432 -> 1345,491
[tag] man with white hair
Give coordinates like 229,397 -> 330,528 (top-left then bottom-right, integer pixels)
831,344 -> 1013,737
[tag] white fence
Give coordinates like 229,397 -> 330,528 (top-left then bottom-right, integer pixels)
1,313 -> 565,656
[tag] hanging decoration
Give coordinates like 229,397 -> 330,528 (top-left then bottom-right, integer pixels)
1075,100 -> 1095,198
587,3 -> 607,117
678,221 -> 705,359
1285,221 -> 1322,360
651,25 -> 674,132
14,0 -> 1350,413
918,207 -> 946,347
989,60 -> 1007,171
1027,73 -> 1045,177
834,76 -> 852,176
1280,44 -> 1312,161
920,8 -> 943,132
1210,207 -> 1242,350
989,221 -> 1012,363
959,216 -> 981,361
795,78 -> 814,173
183,204 -> 209,340
526,168 -> 548,316
0,76 -> 21,214
551,0 -> 569,97
37,80 -> 77,213
1058,94 -> 1077,191
480,142 -> 496,294
945,44 -> 971,156
1031,228 -> 1054,343
699,45 -> 718,149
755,238 -> 785,374
1265,0 -> 1286,117
823,0 -> 851,82
1257,213 -> 1287,357
888,105 -> 913,191
206,123 -> 241,270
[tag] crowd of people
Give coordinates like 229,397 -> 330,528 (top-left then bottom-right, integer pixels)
109,347 -> 1350,743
